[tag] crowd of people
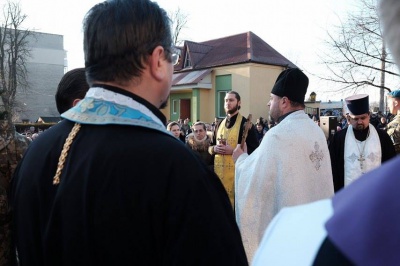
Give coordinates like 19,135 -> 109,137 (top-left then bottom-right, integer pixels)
0,0 -> 400,265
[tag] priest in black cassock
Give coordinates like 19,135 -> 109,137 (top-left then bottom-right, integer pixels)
328,94 -> 396,192
10,1 -> 248,265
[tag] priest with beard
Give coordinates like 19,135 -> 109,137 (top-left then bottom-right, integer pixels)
209,91 -> 259,207
329,94 -> 395,192
232,68 -> 334,264
251,1 -> 400,264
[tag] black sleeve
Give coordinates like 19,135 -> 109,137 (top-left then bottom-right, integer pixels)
377,129 -> 396,162
312,237 -> 355,266
245,125 -> 259,154
329,130 -> 345,193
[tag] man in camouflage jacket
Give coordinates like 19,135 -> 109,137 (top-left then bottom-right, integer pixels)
0,115 -> 30,266
386,90 -> 400,154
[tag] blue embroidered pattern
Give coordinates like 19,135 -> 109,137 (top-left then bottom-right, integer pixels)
62,94 -> 168,134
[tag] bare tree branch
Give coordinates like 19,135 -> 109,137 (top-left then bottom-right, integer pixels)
316,0 -> 400,110
169,7 -> 189,46
0,0 -> 32,121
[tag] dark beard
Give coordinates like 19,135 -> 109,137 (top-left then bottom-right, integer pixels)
355,124 -> 365,130
160,97 -> 169,109
226,103 -> 239,115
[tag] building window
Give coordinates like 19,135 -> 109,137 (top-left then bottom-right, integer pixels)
172,100 -> 178,114
184,51 -> 191,68
217,91 -> 228,117
215,75 -> 232,118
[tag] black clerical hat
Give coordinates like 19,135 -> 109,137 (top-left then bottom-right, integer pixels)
345,94 -> 369,115
271,68 -> 309,104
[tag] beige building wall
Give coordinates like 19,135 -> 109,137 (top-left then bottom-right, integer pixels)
248,64 -> 285,121
161,100 -> 170,121
212,65 -> 251,120
198,89 -> 212,122
212,64 -> 286,122
164,63 -> 290,124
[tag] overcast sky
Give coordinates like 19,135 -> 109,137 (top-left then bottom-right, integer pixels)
6,0 -> 382,102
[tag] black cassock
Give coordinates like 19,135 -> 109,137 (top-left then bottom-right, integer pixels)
328,126 -> 396,192
12,118 -> 248,265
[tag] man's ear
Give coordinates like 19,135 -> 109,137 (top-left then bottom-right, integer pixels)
394,99 -> 399,107
148,46 -> 167,81
72,98 -> 81,107
281,96 -> 289,107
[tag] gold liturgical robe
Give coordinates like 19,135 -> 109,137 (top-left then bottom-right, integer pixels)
214,114 -> 243,207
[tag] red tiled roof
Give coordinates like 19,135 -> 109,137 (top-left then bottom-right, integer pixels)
174,31 -> 296,72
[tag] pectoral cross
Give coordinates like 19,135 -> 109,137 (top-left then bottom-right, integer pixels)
358,154 -> 365,172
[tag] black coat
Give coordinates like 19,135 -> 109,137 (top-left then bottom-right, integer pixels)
11,119 -> 248,265
328,126 -> 396,192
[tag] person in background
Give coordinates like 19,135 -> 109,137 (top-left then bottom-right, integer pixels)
252,2 -> 400,263
211,117 -> 219,131
255,122 -> 265,143
329,94 -> 396,192
386,89 -> 400,154
55,68 -> 90,114
209,91 -> 259,207
186,121 -> 213,169
377,116 -> 388,130
233,68 -> 333,263
180,118 -> 192,136
11,0 -> 248,265
167,121 -> 185,143
369,110 -> 380,128
0,99 -> 30,266
339,114 -> 348,129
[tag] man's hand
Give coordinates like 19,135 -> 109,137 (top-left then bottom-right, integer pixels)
233,143 -> 247,163
214,143 -> 234,155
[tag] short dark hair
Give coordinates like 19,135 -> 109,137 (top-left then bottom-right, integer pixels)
167,121 -> 180,131
193,121 -> 206,131
227,91 -> 241,101
55,68 -> 89,114
83,0 -> 173,85
288,100 -> 305,109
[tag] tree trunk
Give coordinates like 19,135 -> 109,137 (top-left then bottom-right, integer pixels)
380,43 -> 386,112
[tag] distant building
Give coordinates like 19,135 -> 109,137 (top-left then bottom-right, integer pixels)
36,116 -> 62,123
319,100 -> 345,116
162,31 -> 297,123
14,31 -> 65,122
305,92 -> 345,118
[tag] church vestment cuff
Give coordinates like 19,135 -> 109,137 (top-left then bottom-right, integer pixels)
209,145 -> 216,155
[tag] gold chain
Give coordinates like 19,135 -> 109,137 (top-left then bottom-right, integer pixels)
53,123 -> 81,185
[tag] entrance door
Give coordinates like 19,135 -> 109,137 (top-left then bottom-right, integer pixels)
180,99 -> 191,120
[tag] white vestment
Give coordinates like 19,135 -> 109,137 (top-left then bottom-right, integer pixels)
235,110 -> 334,263
344,124 -> 381,186
252,199 -> 332,266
